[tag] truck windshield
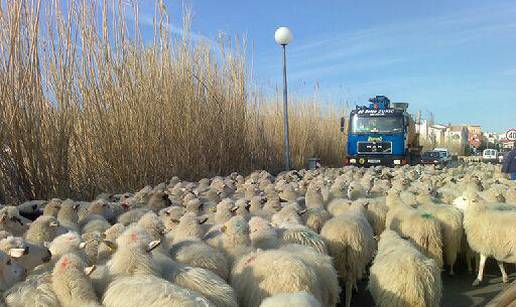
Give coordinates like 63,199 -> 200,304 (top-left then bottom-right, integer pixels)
351,115 -> 404,133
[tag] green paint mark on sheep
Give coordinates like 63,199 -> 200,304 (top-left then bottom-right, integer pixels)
421,213 -> 433,219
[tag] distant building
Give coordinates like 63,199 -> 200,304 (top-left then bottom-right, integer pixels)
467,125 -> 482,149
429,124 -> 447,146
445,125 -> 468,155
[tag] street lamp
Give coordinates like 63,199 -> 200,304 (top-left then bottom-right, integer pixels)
274,26 -> 293,171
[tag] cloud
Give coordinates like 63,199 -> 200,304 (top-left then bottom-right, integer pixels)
256,4 -> 516,82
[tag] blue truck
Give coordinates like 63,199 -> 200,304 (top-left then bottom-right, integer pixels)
341,96 -> 422,167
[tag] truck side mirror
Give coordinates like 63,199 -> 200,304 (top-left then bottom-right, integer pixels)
340,117 -> 346,132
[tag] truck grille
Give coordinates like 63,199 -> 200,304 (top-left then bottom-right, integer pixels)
357,142 -> 392,154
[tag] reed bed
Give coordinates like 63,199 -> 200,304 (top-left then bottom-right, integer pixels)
0,0 -> 345,203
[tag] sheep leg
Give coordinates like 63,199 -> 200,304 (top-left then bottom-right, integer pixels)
472,254 -> 487,286
345,281 -> 352,307
497,261 -> 508,283
466,255 -> 473,273
449,263 -> 454,276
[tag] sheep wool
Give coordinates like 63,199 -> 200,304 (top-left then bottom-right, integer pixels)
231,249 -> 321,307
0,236 -> 51,271
386,202 -> 443,268
24,215 -> 64,245
169,239 -> 230,281
368,230 -> 442,307
463,195 -> 516,285
103,274 -> 214,307
320,203 -> 375,307
260,292 -> 322,307
51,253 -> 101,307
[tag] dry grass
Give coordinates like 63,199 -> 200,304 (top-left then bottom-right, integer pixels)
0,0 -> 345,203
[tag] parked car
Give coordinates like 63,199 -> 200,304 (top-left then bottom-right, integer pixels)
482,149 -> 498,163
421,150 -> 448,166
433,148 -> 451,162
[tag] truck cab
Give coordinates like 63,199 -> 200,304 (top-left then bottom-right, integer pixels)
343,96 -> 421,167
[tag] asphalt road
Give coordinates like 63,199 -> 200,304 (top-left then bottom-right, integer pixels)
346,257 -> 516,306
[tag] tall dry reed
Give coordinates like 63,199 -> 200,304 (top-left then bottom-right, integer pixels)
0,0 -> 346,203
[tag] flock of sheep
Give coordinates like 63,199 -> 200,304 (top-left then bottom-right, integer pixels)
0,162 -> 515,307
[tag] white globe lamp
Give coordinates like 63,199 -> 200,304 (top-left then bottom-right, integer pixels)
274,27 -> 293,46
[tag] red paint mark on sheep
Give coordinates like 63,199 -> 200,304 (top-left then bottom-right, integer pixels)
131,233 -> 138,241
60,257 -> 69,269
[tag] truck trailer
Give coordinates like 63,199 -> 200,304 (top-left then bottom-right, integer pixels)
341,95 -> 422,167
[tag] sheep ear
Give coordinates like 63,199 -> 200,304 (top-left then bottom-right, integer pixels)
0,214 -> 7,223
8,248 -> 26,258
220,225 -> 227,233
49,221 -> 59,227
198,217 -> 208,225
230,206 -> 238,213
43,241 -> 50,248
84,265 -> 96,276
146,240 -> 161,253
297,209 -> 308,215
103,240 -> 118,251
79,242 -> 86,249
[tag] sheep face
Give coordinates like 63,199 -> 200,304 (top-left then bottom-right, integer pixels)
43,200 -> 62,217
0,237 -> 51,270
0,207 -> 28,237
49,231 -> 86,260
0,250 -> 26,291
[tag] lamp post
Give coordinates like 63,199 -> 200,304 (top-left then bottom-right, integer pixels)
274,26 -> 293,171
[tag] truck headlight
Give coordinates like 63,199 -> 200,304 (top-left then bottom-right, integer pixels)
350,159 -> 356,164
394,159 -> 401,165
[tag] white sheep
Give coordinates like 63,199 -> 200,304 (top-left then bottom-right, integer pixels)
51,253 -> 100,307
57,199 -> 80,233
385,194 -> 443,268
231,248 -> 324,307
278,244 -> 340,307
3,271 -> 58,307
248,216 -> 281,250
0,236 -> 51,271
0,250 -> 26,291
0,206 -> 29,237
259,292 -> 322,307
102,274 -> 214,307
169,239 -> 230,280
109,225 -> 236,307
117,208 -> 150,226
461,193 -> 516,286
416,194 -> 463,275
42,199 -> 62,217
80,214 -> 111,235
368,230 -> 442,307
216,216 -> 253,265
320,202 -> 376,307
24,215 -> 65,246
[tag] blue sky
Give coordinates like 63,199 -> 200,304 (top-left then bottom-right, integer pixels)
142,1 -> 514,131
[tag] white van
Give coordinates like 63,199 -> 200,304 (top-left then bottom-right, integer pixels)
482,149 -> 498,162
